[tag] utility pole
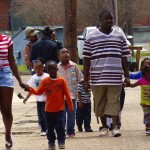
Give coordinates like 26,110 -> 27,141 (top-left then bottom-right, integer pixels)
114,0 -> 118,26
9,0 -> 13,35
64,0 -> 78,63
110,0 -> 118,26
126,0 -> 133,45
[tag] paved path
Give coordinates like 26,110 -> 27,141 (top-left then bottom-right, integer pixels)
0,75 -> 150,150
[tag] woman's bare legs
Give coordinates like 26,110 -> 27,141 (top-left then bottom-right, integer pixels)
0,87 -> 13,147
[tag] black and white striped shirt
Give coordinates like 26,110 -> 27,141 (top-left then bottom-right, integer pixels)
83,28 -> 131,85
77,83 -> 91,103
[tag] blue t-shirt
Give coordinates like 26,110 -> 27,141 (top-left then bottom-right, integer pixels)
130,71 -> 143,80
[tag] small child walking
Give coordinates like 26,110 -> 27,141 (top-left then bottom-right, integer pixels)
24,60 -> 74,149
57,48 -> 83,137
130,57 -> 150,79
76,82 -> 93,132
23,59 -> 49,136
106,58 -> 150,131
129,65 -> 150,135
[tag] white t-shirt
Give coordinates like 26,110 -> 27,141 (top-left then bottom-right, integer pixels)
27,73 -> 49,102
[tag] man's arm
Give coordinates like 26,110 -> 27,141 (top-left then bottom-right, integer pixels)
122,57 -> 130,86
122,57 -> 129,78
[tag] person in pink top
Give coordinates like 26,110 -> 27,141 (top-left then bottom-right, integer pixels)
129,65 -> 150,135
0,34 -> 26,148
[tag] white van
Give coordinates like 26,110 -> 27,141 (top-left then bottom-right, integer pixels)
77,26 -> 131,59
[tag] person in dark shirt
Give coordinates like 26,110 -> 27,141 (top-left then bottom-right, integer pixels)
30,27 -> 59,65
51,29 -> 63,50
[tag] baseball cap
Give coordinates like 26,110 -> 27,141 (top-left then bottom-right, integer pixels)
24,27 -> 39,38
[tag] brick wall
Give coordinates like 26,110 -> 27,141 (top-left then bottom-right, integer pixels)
0,0 -> 9,30
133,15 -> 150,26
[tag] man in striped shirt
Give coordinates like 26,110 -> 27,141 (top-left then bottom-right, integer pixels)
83,10 -> 131,137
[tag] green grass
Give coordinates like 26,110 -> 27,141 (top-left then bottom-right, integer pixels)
132,51 -> 150,58
18,64 -> 83,72
78,65 -> 83,70
140,51 -> 150,57
18,65 -> 28,72
18,51 -> 150,72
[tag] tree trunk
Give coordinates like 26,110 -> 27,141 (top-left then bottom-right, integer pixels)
64,0 -> 78,63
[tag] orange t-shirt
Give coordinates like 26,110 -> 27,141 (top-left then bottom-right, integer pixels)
29,77 -> 74,112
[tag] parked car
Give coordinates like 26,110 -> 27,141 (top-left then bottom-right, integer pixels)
77,26 -> 97,59
77,26 -> 131,60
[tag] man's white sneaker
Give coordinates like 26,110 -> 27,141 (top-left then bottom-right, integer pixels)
146,130 -> 150,136
112,126 -> 121,137
99,127 -> 109,136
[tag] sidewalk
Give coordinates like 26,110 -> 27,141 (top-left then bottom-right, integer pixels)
0,75 -> 150,150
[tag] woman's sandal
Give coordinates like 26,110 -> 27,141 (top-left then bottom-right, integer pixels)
5,132 -> 13,148
5,140 -> 13,148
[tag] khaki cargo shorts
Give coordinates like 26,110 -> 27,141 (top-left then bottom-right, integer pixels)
92,85 -> 122,117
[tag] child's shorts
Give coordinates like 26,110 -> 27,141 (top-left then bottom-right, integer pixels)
0,66 -> 14,88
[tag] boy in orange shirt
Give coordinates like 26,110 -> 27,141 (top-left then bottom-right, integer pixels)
24,60 -> 74,150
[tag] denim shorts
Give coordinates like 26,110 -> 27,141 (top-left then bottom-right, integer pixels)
0,66 -> 14,88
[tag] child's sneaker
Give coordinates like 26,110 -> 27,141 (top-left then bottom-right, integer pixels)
78,126 -> 83,132
146,130 -> 150,136
85,128 -> 93,132
99,127 -> 109,136
112,126 -> 121,137
58,143 -> 65,149
40,131 -> 46,136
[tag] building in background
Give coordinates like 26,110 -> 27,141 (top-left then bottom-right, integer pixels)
0,0 -> 11,30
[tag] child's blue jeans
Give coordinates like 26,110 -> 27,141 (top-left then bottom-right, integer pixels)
46,110 -> 65,144
36,101 -> 46,132
64,99 -> 76,135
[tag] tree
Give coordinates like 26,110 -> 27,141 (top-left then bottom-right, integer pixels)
11,0 -> 65,26
117,0 -> 150,29
77,0 -> 108,31
11,0 -> 108,32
